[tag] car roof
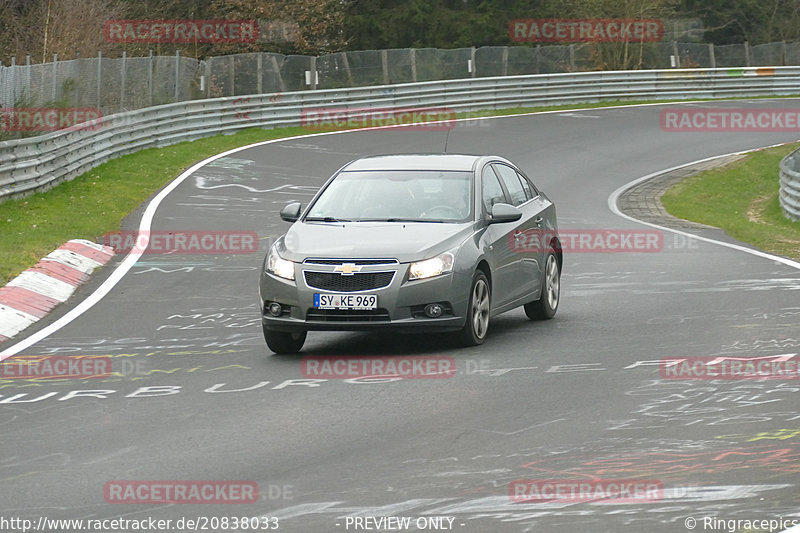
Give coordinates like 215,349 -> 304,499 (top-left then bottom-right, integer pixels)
340,154 -> 496,172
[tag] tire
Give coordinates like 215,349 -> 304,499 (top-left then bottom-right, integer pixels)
525,251 -> 560,320
459,271 -> 491,346
264,327 -> 307,354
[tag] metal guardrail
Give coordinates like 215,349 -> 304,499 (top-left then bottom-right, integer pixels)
2,66 -> 800,202
779,147 -> 800,221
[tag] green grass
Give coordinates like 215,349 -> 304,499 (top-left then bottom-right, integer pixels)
661,142 -> 800,261
2,97 -> 800,283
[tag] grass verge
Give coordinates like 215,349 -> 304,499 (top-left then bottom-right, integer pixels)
661,142 -> 800,261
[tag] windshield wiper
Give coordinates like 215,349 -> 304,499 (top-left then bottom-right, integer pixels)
305,216 -> 352,222
359,218 -> 445,223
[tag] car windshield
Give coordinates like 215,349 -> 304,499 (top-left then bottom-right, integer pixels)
305,170 -> 473,222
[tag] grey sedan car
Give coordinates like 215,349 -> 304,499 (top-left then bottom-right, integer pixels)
258,154 -> 561,354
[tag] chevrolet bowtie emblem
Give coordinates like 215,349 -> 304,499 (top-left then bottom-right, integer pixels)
334,263 -> 362,275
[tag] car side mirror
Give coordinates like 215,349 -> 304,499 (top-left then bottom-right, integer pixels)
280,202 -> 302,222
488,203 -> 522,224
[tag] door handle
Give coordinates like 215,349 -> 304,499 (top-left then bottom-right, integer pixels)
534,216 -> 544,225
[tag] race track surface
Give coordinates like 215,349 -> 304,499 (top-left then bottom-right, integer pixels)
1,100 -> 799,533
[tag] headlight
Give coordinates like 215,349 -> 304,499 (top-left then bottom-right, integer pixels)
409,251 -> 455,281
266,244 -> 295,281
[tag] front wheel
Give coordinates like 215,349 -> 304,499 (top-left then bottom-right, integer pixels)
264,326 -> 307,354
459,271 -> 491,346
524,252 -> 560,320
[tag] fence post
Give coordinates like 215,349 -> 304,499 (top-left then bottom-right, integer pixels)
410,48 -> 417,82
708,43 -> 716,68
175,50 -> 181,101
52,53 -> 58,102
502,46 -> 509,76
9,56 -> 15,109
97,51 -> 102,110
381,49 -> 389,84
470,47 -> 476,78
569,44 -> 575,71
148,50 -> 153,106
781,41 -> 787,66
535,45 -> 540,74
228,54 -> 235,96
257,53 -> 263,93
120,50 -> 126,111
74,52 -> 80,107
310,56 -> 317,90
269,55 -> 285,92
672,41 -> 680,67
341,51 -> 353,86
744,41 -> 752,67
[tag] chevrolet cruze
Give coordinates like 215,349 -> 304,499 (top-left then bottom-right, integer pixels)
259,154 -> 561,353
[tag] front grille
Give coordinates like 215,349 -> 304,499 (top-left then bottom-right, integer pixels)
304,271 -> 394,292
306,308 -> 391,322
304,258 -> 398,266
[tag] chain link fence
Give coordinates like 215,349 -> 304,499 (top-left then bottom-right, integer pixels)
2,41 -> 800,138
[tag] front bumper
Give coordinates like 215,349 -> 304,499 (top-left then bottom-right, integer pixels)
259,260 -> 469,333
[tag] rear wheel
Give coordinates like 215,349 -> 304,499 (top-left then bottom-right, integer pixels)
459,271 -> 491,346
525,252 -> 559,320
264,326 -> 307,354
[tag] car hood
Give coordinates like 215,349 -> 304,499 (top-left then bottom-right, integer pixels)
280,221 -> 475,263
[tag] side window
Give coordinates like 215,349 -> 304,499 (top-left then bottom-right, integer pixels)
517,170 -> 539,198
493,164 -> 527,206
482,167 -> 506,214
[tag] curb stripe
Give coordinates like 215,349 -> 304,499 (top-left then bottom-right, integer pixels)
0,286 -> 60,318
43,249 -> 103,274
0,304 -> 39,338
60,241 -> 114,264
29,260 -> 89,286
0,239 -> 115,344
7,271 -> 76,302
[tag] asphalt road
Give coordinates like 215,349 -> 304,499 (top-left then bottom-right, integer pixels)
1,100 -> 799,533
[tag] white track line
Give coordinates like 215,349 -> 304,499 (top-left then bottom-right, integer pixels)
3,101 -> 800,357
608,147 -> 800,271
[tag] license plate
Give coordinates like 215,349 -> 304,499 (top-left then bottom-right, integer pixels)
314,293 -> 377,310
